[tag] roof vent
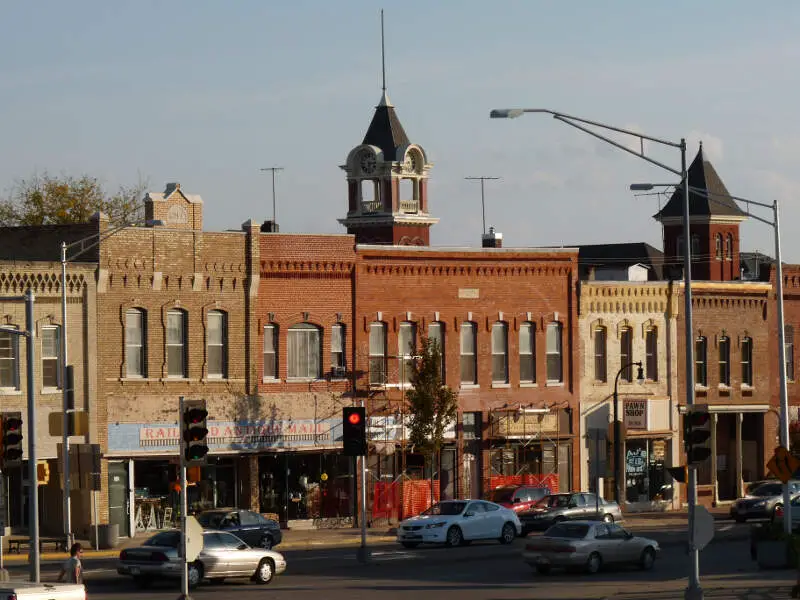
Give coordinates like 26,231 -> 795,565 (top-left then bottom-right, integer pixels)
482,226 -> 503,248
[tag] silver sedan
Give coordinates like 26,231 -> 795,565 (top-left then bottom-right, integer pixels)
118,529 -> 287,588
522,520 -> 660,575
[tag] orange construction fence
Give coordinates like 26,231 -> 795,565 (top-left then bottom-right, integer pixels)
373,479 -> 440,522
487,473 -> 559,493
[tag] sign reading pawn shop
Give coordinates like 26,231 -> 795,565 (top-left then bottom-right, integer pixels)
623,399 -> 649,430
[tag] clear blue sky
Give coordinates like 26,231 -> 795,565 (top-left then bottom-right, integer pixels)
2,1 -> 800,259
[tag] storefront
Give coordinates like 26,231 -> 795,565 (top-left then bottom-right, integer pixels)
620,398 -> 673,509
107,416 -> 344,536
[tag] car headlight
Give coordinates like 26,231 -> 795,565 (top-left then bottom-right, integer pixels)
425,522 -> 446,529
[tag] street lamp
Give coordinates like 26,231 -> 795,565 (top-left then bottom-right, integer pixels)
60,217 -> 162,544
632,181 -> 791,533
490,108 -> 702,600
613,362 -> 644,506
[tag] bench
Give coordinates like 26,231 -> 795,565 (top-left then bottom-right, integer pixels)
7,536 -> 68,554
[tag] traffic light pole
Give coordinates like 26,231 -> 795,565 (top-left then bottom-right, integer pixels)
24,292 -> 39,583
178,396 -> 190,600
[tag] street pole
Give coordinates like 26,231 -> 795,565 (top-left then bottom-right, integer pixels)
773,201 -> 792,534
25,290 -> 40,584
179,396 -> 190,600
680,141 -> 702,600
60,243 -> 73,548
613,371 -> 622,506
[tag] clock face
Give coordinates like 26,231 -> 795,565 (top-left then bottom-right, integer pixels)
405,151 -> 420,173
359,152 -> 377,175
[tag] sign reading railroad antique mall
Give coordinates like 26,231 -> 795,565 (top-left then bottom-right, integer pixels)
107,418 -> 341,455
623,400 -> 649,430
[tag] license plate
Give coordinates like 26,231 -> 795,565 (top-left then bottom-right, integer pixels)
129,566 -> 140,575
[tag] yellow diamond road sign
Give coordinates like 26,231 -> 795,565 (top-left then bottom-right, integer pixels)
767,446 -> 800,484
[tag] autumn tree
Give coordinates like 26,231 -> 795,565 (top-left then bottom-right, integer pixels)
406,336 -> 458,506
0,172 -> 148,227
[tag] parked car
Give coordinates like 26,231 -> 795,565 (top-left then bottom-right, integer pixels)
0,583 -> 85,600
487,485 -> 551,514
771,494 -> 800,528
730,481 -> 800,522
197,509 -> 282,549
396,500 -> 522,548
117,529 -> 287,588
519,492 -> 623,534
523,520 -> 660,575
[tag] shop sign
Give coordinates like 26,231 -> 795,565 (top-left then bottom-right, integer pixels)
490,412 -> 557,439
623,400 -> 649,430
625,447 -> 647,475
367,415 -> 456,442
108,418 -> 341,454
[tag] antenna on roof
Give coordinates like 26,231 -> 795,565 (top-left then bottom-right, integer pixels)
465,176 -> 501,235
378,10 -> 392,107
259,167 -> 284,231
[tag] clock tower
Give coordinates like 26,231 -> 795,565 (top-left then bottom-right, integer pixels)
338,91 -> 439,245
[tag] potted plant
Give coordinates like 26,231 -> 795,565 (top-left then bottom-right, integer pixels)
751,521 -> 800,569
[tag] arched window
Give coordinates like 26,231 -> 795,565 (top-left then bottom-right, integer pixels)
288,323 -> 322,379
718,336 -> 730,386
263,323 -> 278,380
715,234 -> 723,260
491,322 -> 509,384
207,310 -> 228,378
546,322 -> 562,383
331,324 -> 346,376
369,322 -> 387,385
428,321 -> 446,382
125,308 -> 147,378
519,322 -> 536,383
0,326 -> 20,389
695,336 -> 708,387
645,328 -> 658,381
594,326 -> 607,383
166,309 -> 187,378
741,337 -> 753,386
399,321 -> 417,384
620,326 -> 633,382
460,322 -> 477,385
725,234 -> 734,261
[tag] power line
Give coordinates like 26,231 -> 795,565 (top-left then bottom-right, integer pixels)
465,176 -> 500,235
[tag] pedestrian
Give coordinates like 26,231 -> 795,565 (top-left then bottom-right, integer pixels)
57,542 -> 83,584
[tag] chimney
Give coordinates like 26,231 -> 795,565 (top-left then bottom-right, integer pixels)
261,220 -> 280,233
482,226 -> 503,248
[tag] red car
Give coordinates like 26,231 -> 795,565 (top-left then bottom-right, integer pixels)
488,485 -> 551,513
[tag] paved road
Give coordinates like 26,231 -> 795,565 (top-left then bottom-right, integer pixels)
11,537 -> 797,599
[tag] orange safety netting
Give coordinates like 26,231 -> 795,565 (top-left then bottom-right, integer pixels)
373,479 -> 440,522
487,473 -> 559,493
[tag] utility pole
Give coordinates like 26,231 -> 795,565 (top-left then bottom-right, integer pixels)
260,167 -> 284,228
464,176 -> 500,234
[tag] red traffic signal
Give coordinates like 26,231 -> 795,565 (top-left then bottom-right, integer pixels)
184,407 -> 208,425
2,412 -> 23,466
182,400 -> 209,465
342,407 -> 367,457
348,412 -> 362,425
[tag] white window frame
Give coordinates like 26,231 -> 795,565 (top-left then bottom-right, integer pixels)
399,322 -> 417,385
369,322 -> 387,385
207,310 -> 227,379
331,324 -> 346,377
696,336 -> 708,387
263,324 -> 278,380
594,326 -> 607,383
718,336 -> 730,386
0,327 -> 20,390
519,322 -> 535,384
491,322 -> 508,384
287,323 -> 322,379
741,336 -> 753,386
41,325 -> 61,389
166,309 -> 187,379
546,322 -> 562,383
125,309 -> 146,378
460,322 -> 477,385
428,321 -> 445,382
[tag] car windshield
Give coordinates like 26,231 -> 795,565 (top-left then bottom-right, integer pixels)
752,484 -> 782,497
421,502 -> 466,516
489,488 -> 515,503
197,512 -> 227,528
545,523 -> 590,539
536,495 -> 571,508
144,531 -> 180,548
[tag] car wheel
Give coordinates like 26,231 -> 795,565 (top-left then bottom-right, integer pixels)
401,542 -> 420,549
602,513 -> 614,523
253,558 -> 274,584
499,522 -> 516,545
187,561 -> 203,589
445,525 -> 463,547
535,564 -> 551,575
585,552 -> 602,575
259,535 -> 273,550
640,547 -> 656,571
773,505 -> 783,519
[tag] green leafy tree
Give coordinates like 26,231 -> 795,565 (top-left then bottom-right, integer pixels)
0,172 -> 148,226
406,336 -> 458,506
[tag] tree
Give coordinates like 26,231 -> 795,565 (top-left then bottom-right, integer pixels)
406,336 -> 458,507
0,172 -> 148,226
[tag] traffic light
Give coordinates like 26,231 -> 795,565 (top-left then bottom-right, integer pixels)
1,412 -> 23,468
684,406 -> 712,466
65,365 -> 75,411
342,407 -> 367,457
182,400 -> 209,465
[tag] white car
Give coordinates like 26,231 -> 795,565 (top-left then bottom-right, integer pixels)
396,499 -> 522,548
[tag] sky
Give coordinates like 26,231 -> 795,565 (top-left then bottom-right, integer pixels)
2,1 -> 800,260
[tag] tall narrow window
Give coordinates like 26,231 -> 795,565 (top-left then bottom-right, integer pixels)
691,235 -> 701,256
741,337 -> 753,386
786,325 -> 795,382
399,322 -> 417,384
369,322 -> 387,385
0,328 -> 19,389
428,321 -> 446,382
519,322 -> 535,383
620,327 -> 633,382
331,324 -> 346,376
645,328 -> 658,381
207,310 -> 227,378
460,322 -> 477,385
41,325 -> 61,388
125,309 -> 146,378
288,323 -> 321,379
715,233 -> 723,260
166,309 -> 187,378
725,234 -> 734,260
263,324 -> 278,379
695,336 -> 708,387
491,322 -> 509,383
594,326 -> 607,382
718,336 -> 730,386
546,322 -> 562,383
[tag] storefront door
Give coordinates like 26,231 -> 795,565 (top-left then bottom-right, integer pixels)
108,461 -> 129,537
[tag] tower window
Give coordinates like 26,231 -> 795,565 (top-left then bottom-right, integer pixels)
726,234 -> 733,261
715,234 -> 723,260
360,180 -> 380,213
399,179 -> 419,213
